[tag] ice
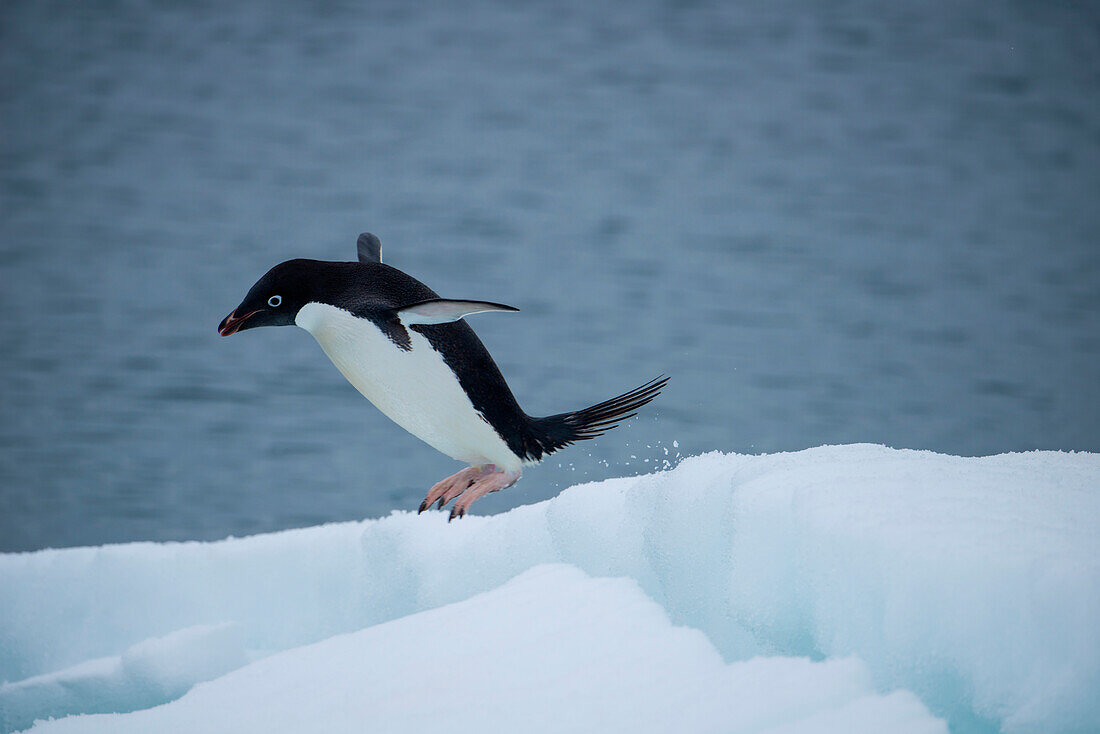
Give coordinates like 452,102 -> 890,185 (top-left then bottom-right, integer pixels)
1,625 -> 247,732
21,565 -> 943,734
2,445 -> 1097,733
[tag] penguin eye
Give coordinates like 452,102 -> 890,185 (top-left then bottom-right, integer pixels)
267,295 -> 282,308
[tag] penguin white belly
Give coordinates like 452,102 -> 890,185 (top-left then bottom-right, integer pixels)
295,302 -> 521,471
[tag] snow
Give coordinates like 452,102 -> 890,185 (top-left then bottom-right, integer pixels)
17,566 -> 945,734
1,625 -> 247,730
2,445 -> 1097,733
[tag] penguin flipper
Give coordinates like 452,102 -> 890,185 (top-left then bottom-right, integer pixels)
397,298 -> 519,325
357,233 -> 382,264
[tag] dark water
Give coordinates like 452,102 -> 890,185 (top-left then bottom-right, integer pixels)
2,0 -> 1098,552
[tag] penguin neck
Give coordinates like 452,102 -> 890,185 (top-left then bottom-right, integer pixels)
294,301 -> 341,334
294,302 -> 373,376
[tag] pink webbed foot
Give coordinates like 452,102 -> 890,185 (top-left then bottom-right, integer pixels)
448,468 -> 521,522
418,465 -> 491,514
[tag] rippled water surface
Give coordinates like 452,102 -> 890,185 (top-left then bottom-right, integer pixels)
2,0 -> 1098,551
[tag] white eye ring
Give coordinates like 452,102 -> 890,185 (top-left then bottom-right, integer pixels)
268,295 -> 282,308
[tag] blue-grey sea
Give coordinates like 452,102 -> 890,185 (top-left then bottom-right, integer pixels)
2,0 -> 1098,551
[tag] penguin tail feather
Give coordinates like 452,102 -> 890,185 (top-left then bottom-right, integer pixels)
523,376 -> 669,461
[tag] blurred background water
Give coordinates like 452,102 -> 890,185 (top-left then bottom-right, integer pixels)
1,0 -> 1097,552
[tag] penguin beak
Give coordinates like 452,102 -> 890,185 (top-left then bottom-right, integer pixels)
218,309 -> 260,336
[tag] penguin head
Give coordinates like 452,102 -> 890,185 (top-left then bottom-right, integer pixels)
219,259 -> 322,336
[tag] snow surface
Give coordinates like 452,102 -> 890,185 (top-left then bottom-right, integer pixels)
0,624 -> 247,729
16,566 -> 945,734
2,445 -> 1097,733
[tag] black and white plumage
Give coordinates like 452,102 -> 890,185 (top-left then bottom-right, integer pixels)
219,233 -> 667,518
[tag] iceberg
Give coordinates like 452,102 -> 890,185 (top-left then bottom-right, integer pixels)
2,445 -> 1097,733
0,623 -> 247,729
16,566 -> 945,734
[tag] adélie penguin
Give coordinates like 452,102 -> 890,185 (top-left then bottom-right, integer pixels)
219,233 -> 668,520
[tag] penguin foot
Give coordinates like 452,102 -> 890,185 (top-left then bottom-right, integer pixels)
419,465 -> 492,514
448,469 -> 521,522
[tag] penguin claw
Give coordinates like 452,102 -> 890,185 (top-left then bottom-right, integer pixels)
423,466 -> 521,522
419,466 -> 483,516
420,465 -> 496,517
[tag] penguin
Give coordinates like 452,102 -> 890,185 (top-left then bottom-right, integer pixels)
219,232 -> 667,520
